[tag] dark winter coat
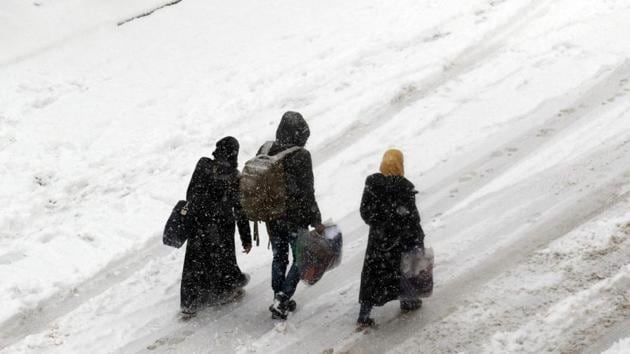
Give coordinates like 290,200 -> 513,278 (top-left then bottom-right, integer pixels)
181,153 -> 251,310
358,173 -> 424,306
258,111 -> 322,228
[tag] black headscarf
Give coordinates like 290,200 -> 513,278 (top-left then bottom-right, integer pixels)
275,111 -> 310,147
213,136 -> 240,168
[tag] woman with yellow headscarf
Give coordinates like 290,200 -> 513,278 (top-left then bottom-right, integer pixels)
356,149 -> 426,328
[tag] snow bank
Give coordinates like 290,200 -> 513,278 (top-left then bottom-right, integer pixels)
603,338 -> 630,354
0,0 -> 175,66
487,265 -> 630,353
1,0 -> 630,352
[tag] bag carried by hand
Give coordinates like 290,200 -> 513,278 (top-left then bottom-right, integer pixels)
400,247 -> 434,298
163,200 -> 191,248
239,142 -> 302,222
295,225 -> 343,285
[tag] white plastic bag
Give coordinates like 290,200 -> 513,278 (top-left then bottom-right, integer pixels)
400,247 -> 434,298
295,224 -> 343,285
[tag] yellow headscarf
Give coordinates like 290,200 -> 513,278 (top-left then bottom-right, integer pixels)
380,149 -> 404,177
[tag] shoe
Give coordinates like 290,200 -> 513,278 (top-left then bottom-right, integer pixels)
286,299 -> 297,312
235,273 -> 250,288
269,303 -> 288,320
400,299 -> 422,312
356,317 -> 376,328
269,293 -> 289,320
180,309 -> 197,321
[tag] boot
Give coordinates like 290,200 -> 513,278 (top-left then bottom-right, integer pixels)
400,299 -> 422,312
286,299 -> 297,312
356,317 -> 376,328
356,303 -> 375,328
180,308 -> 197,321
234,273 -> 250,289
269,292 -> 289,320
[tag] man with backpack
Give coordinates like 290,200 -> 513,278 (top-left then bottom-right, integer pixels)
240,111 -> 325,320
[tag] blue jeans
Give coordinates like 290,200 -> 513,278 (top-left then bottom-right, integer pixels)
267,221 -> 304,299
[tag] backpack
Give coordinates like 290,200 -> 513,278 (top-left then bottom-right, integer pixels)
239,141 -> 302,222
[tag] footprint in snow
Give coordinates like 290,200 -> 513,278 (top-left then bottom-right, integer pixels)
537,128 -> 555,137
423,32 -> 451,43
31,96 -> 57,109
147,336 -> 186,350
458,172 -> 478,182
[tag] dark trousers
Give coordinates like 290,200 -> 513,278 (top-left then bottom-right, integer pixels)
267,220 -> 304,299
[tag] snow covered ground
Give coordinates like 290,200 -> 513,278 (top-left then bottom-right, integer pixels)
1,0 -> 629,353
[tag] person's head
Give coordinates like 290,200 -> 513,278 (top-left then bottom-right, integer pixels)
380,149 -> 404,177
276,111 -> 310,147
213,136 -> 240,168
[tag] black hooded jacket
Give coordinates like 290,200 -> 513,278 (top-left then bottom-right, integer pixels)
258,112 -> 322,228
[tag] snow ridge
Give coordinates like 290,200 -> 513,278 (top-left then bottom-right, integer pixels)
1,0 -> 630,353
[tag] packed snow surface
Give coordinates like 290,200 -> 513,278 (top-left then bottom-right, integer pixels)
1,0 -> 630,353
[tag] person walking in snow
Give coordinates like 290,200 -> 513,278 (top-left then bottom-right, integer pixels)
357,149 -> 425,327
180,136 -> 252,317
256,111 -> 325,320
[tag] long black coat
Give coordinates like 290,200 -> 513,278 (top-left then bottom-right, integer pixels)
181,157 -> 251,310
359,173 -> 424,306
258,112 -> 322,229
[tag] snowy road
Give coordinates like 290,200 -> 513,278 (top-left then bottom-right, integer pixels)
1,0 -> 630,353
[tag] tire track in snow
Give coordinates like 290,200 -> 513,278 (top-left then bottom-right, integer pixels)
42,58 -> 630,353
65,3 -> 561,347
271,180 -> 630,353
118,260 -> 278,353
584,318 -> 630,354
313,0 -> 552,165
271,60 -> 630,352
4,0 -> 628,351
327,61 -> 630,353
389,209 -> 630,353
0,237 -> 170,349
1,3 -> 552,345
337,172 -> 630,353
420,59 -> 630,220
117,212 -> 366,353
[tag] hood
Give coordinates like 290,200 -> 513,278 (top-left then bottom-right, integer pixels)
212,136 -> 239,168
275,111 -> 310,147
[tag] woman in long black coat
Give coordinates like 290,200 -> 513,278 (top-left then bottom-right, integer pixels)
180,137 -> 252,315
357,149 -> 425,327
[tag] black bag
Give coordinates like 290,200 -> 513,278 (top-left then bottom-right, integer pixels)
163,200 -> 191,248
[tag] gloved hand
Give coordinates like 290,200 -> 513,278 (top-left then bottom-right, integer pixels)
314,223 -> 326,235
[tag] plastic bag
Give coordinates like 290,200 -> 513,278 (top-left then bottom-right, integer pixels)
295,224 -> 343,285
400,247 -> 434,299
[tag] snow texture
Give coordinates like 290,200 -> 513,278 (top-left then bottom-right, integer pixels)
1,0 -> 630,353
603,337 -> 630,354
